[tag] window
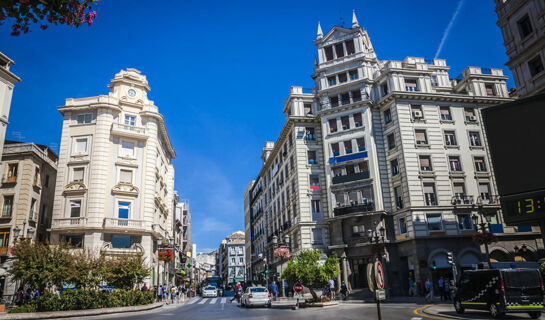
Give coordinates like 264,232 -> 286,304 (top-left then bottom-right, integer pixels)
328,76 -> 337,86
387,133 -> 396,150
453,183 -> 466,200
352,225 -> 365,236
312,228 -> 323,244
381,83 -> 389,96
304,103 -> 313,115
72,167 -> 84,182
351,90 -> 362,102
431,75 -> 438,86
349,69 -> 358,80
64,235 -> 83,248
439,107 -> 452,121
419,155 -> 432,171
426,213 -> 443,231
0,231 -> 9,250
70,200 -> 81,217
399,217 -> 407,234
324,46 -> 334,61
405,78 -> 418,91
353,113 -> 362,127
469,132 -> 482,146
479,183 -> 491,203
356,137 -> 365,151
76,113 -> 92,124
415,129 -> 428,145
458,214 -> 472,230
341,116 -> 350,130
309,175 -> 320,190
464,108 -> 476,122
341,93 -> 350,105
517,14 -> 533,39
528,55 -> 544,77
120,141 -> 134,157
112,235 -> 131,249
338,72 -> 348,83
346,164 -> 355,175
343,140 -> 352,154
384,109 -> 392,124
311,200 -> 322,222
448,156 -> 462,172
474,156 -> 487,172
45,175 -> 50,188
120,169 -> 132,184
329,119 -> 338,133
33,167 -> 40,185
307,151 -> 317,165
345,39 -> 355,55
7,163 -> 18,180
2,196 -> 13,217
231,257 -> 235,264
334,43 -> 344,58
357,161 -> 368,173
485,84 -> 495,96
75,138 -> 88,154
391,159 -> 399,176
423,183 -> 437,206
331,143 -> 340,157
117,201 -> 130,220
335,193 -> 345,207
333,167 -> 342,177
240,257 -> 243,263
394,186 -> 403,209
444,131 -> 457,146
411,105 -> 423,120
124,115 -> 136,126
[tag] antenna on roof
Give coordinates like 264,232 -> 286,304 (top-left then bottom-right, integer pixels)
339,10 -> 345,27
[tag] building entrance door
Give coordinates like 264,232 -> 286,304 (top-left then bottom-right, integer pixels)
350,258 -> 369,289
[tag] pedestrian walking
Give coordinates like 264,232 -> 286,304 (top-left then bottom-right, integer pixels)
328,279 -> 335,300
162,284 -> 168,303
141,284 -> 148,291
283,280 -> 288,297
270,281 -> 278,301
171,286 -> 176,304
340,281 -> 349,300
438,277 -> 445,301
425,278 -> 433,302
408,277 -> 415,296
444,278 -> 451,301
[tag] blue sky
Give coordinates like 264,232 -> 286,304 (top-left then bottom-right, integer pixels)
1,0 -> 511,253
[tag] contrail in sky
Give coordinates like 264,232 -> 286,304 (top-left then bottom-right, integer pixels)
434,0 -> 466,59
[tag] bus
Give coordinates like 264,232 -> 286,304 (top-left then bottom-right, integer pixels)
202,276 -> 223,296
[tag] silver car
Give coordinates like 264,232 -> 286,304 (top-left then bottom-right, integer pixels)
202,285 -> 218,298
240,287 -> 271,308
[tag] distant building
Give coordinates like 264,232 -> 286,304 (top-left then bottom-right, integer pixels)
218,231 -> 245,285
174,197 -> 192,285
243,181 -> 254,281
50,69 -> 176,287
0,140 -> 57,298
0,53 -> 21,161
495,0 -> 545,97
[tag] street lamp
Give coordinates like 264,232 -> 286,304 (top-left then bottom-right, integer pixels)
272,234 -> 290,297
368,223 -> 386,320
472,213 -> 492,265
156,237 -> 162,300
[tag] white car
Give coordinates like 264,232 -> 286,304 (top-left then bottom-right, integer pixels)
202,286 -> 218,298
240,287 -> 272,308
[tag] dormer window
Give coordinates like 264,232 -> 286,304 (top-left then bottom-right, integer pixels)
345,39 -> 355,55
328,76 -> 337,86
334,43 -> 344,58
304,103 -> 313,115
338,72 -> 348,83
324,46 -> 334,61
349,69 -> 358,81
124,115 -> 136,126
405,78 -> 419,92
485,84 -> 496,96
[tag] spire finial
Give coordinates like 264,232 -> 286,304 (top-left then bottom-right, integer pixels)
317,21 -> 323,39
352,10 -> 359,28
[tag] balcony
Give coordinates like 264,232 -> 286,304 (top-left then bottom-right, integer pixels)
2,176 -> 17,184
329,151 -> 368,165
111,123 -> 147,140
0,247 -> 8,256
477,195 -> 500,206
51,217 -> 88,228
103,218 -> 144,229
334,201 -> 375,217
451,195 -> 474,206
332,171 -> 370,184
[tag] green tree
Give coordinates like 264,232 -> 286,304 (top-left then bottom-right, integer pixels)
0,0 -> 100,36
68,249 -> 106,289
102,255 -> 150,289
281,249 -> 339,302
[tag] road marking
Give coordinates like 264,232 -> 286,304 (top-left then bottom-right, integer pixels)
413,305 -> 451,320
198,298 -> 207,304
187,298 -> 200,305
411,318 -> 422,320
221,298 -> 227,304
210,298 -> 217,304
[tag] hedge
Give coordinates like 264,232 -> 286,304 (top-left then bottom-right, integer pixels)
8,289 -> 154,313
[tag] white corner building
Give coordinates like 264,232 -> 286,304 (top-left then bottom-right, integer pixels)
50,68 -> 176,286
0,53 -> 21,161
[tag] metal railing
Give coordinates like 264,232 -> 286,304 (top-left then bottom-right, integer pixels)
104,218 -> 144,228
451,195 -> 474,205
52,217 -> 87,228
477,195 -> 500,205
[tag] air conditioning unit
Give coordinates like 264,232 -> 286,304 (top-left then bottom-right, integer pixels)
413,111 -> 423,118
469,115 -> 477,121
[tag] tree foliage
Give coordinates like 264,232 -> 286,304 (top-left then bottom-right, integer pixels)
281,249 -> 339,301
0,0 -> 100,36
9,241 -> 150,291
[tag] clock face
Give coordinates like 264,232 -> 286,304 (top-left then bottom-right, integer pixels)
128,89 -> 136,97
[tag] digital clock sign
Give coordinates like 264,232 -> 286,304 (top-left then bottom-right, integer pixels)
501,190 -> 545,224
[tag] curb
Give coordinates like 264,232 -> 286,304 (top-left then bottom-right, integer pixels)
0,302 -> 164,319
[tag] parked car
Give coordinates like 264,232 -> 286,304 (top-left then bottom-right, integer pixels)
202,286 -> 218,298
454,268 -> 544,319
240,287 -> 271,308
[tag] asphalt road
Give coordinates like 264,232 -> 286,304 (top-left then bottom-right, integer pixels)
88,297 -> 424,320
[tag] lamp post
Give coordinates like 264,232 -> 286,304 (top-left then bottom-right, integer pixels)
156,237 -> 162,301
272,234 -> 290,297
168,237 -> 174,289
472,213 -> 492,265
367,225 -> 385,320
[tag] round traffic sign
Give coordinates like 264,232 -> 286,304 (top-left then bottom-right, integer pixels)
375,261 -> 385,289
294,283 -> 304,293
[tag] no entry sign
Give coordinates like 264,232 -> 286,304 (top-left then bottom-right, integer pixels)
375,261 -> 384,289
294,283 -> 304,293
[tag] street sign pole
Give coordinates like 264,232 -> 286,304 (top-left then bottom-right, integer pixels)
293,283 -> 304,310
374,260 -> 385,320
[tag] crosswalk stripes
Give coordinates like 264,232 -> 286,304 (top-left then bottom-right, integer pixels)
187,298 -> 199,305
198,298 -> 208,304
221,298 -> 227,304
186,297 -> 231,305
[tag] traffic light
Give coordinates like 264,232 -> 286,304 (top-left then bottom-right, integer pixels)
432,260 -> 437,270
447,251 -> 454,265
264,269 -> 268,274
